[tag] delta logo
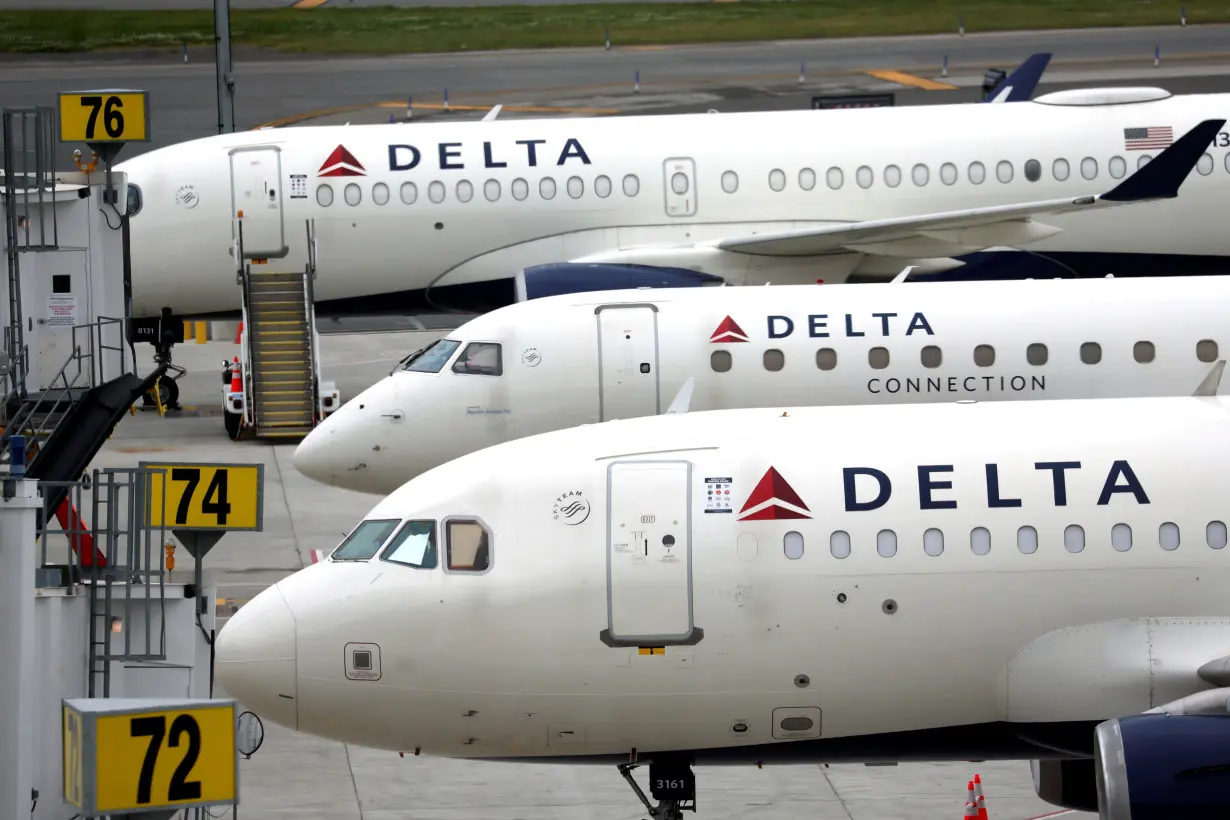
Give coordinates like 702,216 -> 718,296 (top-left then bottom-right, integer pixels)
710,316 -> 749,344
737,467 -> 811,521
318,145 -> 366,177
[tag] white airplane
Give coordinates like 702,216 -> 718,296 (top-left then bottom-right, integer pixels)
293,273 -> 1230,495
114,91 -> 1226,321
217,393 -> 1230,820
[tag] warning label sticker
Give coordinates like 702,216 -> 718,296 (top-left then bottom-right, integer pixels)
290,174 -> 307,199
704,476 -> 733,513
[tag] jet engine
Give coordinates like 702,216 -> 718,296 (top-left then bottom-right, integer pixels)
1031,758 -> 1099,813
513,262 -> 726,302
1093,713 -> 1230,819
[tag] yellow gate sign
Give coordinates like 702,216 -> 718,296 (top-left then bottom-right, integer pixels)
62,697 -> 239,816
141,461 -> 265,531
57,90 -> 150,143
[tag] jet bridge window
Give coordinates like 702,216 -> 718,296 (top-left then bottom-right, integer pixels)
1133,341 -> 1155,363
380,520 -> 438,569
452,342 -> 502,376
710,350 -> 732,372
447,519 -> 491,572
316,184 -> 334,207
402,338 -> 462,373
331,518 -> 401,561
1197,339 -> 1219,362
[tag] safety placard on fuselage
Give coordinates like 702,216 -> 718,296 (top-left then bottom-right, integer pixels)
704,477 -> 734,513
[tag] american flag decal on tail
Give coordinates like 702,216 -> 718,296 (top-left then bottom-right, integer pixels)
1124,126 -> 1174,150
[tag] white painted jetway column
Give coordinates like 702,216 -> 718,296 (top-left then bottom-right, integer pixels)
0,474 -> 42,820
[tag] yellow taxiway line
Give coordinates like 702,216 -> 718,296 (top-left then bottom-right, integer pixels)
292,0 -> 330,7
864,69 -> 958,91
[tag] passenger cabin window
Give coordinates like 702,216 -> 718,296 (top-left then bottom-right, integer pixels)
331,518 -> 401,561
1027,343 -> 1048,366
921,345 -> 941,368
1134,341 -> 1155,363
763,349 -> 784,371
1198,339 -> 1219,362
711,350 -> 732,372
447,519 -> 491,571
402,338 -> 462,373
452,342 -> 502,376
380,520 -> 438,568
1080,342 -> 1102,365
816,348 -> 837,370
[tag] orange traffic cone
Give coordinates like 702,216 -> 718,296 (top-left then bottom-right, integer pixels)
230,356 -> 242,393
973,773 -> 988,820
235,321 -> 244,344
963,780 -> 978,820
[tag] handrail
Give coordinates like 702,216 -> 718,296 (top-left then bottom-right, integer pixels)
236,218 -> 256,429
303,219 -> 321,426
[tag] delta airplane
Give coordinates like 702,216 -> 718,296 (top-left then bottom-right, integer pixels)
115,84 -> 1226,320
217,394 -> 1230,820
294,273 -> 1230,495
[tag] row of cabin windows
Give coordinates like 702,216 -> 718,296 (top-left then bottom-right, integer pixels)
777,520 -> 1229,560
316,174 -> 642,207
754,152 -> 1226,193
311,149 -> 1228,207
329,517 -> 492,571
711,339 -> 1221,373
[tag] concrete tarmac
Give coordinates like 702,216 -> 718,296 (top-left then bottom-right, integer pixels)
78,331 -> 1098,820
2,24 -> 1230,159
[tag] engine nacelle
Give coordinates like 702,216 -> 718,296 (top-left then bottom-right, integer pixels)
1031,759 -> 1099,813
1094,713 -> 1230,820
513,262 -> 726,302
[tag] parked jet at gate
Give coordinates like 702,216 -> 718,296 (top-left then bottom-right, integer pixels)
219,394 -> 1230,820
294,273 -> 1230,495
115,90 -> 1224,319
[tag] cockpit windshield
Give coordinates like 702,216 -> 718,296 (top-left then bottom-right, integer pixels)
399,338 -> 461,373
330,518 -> 401,561
380,520 -> 437,568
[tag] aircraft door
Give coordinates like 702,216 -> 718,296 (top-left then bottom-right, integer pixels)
229,146 -> 288,259
602,460 -> 697,646
663,157 -> 696,217
596,304 -> 659,421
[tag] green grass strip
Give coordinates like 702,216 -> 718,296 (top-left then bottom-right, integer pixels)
4,1 -> 1229,56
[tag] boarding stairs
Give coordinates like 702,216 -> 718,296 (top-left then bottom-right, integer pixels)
236,219 -> 322,440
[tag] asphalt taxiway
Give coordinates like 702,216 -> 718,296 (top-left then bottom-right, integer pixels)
90,332 -> 1098,820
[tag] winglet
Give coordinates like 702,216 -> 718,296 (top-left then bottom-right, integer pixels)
891,265 -> 917,283
482,105 -> 503,122
666,377 -> 695,414
1101,118 -> 1225,202
1194,360 -> 1225,396
984,52 -> 1051,103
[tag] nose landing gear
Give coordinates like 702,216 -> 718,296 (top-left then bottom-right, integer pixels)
618,755 -> 696,820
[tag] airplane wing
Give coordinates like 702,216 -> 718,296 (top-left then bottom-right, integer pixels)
984,52 -> 1051,103
714,118 -> 1223,258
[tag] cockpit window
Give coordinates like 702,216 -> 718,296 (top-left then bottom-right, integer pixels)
330,518 -> 400,561
451,342 -> 502,376
380,520 -> 437,569
401,338 -> 461,373
446,519 -> 491,572
126,184 -> 143,217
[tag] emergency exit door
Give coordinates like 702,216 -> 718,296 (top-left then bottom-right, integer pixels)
603,460 -> 696,646
597,304 -> 659,421
663,157 -> 696,217
230,146 -> 287,259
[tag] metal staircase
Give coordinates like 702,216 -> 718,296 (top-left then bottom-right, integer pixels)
237,219 -> 321,439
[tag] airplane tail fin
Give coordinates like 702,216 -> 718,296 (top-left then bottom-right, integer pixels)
983,52 -> 1051,103
1101,118 -> 1226,202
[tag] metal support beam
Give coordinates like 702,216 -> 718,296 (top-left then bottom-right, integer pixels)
214,0 -> 235,133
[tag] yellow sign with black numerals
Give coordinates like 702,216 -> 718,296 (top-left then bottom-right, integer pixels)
57,90 -> 150,143
141,461 -> 264,531
62,698 -> 239,816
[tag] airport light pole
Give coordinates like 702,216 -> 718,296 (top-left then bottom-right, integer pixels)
215,0 -> 236,133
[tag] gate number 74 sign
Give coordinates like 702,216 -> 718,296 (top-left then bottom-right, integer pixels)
141,462 -> 266,532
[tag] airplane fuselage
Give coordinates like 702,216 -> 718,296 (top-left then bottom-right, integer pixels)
119,89 -> 1230,318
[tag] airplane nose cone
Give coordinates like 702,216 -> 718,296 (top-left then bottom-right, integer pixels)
293,422 -> 345,487
293,381 -> 400,494
215,582 -> 298,730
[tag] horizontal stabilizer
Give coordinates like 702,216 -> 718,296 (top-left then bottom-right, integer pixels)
1194,360 -> 1225,397
666,377 -> 695,414
713,118 -> 1224,258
